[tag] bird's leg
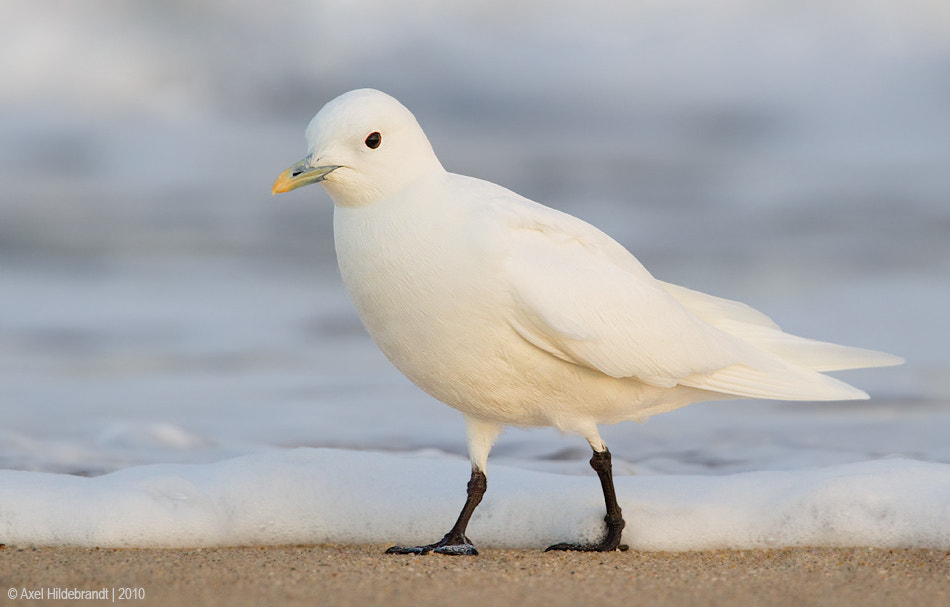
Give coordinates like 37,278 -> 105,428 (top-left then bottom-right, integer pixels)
385,467 -> 487,556
546,447 -> 629,552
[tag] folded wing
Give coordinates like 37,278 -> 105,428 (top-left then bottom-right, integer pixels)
502,204 -> 900,402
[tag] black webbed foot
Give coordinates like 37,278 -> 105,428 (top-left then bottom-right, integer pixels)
545,541 -> 629,552
385,531 -> 478,556
545,513 -> 628,552
545,543 -> 629,552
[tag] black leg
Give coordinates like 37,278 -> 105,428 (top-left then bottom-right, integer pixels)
386,467 -> 487,556
546,448 -> 629,552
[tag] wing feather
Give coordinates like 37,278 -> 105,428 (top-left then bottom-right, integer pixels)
659,282 -> 903,372
502,209 -> 745,385
499,200 -> 891,401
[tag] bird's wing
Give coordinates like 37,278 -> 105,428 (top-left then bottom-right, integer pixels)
657,282 -> 780,329
504,222 -> 737,386
659,282 -> 904,372
500,200 -> 871,400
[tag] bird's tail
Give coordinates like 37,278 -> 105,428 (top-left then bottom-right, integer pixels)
660,281 -> 903,373
709,320 -> 904,373
660,281 -> 903,401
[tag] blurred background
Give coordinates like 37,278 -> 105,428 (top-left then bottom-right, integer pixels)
1,0 -> 948,476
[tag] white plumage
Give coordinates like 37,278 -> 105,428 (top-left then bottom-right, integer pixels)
273,88 -> 902,554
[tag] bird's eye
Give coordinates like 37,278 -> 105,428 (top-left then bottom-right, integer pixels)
365,132 -> 382,149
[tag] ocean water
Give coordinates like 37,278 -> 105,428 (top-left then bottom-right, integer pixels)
1,0 -> 948,549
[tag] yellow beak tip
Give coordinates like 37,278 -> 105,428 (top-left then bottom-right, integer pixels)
271,159 -> 337,196
271,171 -> 293,195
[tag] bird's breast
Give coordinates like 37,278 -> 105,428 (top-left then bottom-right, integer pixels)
332,197 -> 521,412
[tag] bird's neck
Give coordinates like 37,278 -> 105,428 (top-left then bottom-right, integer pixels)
323,160 -> 446,209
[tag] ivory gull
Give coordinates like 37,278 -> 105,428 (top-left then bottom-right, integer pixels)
272,89 -> 902,555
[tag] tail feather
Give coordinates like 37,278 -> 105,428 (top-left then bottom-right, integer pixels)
660,280 -> 904,373
714,320 -> 905,372
682,361 -> 871,402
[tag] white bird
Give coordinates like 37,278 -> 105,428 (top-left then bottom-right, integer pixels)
272,88 -> 903,555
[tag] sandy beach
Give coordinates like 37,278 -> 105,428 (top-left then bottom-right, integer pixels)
2,544 -> 947,606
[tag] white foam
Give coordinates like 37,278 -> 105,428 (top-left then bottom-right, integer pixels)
1,449 -> 948,551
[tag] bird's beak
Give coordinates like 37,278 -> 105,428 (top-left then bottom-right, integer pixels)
271,156 -> 341,194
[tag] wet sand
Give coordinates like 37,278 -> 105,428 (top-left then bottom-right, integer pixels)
1,544 -> 948,606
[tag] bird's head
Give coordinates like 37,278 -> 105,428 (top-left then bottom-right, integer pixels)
272,89 -> 443,207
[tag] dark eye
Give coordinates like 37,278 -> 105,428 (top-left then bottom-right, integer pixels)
365,132 -> 381,149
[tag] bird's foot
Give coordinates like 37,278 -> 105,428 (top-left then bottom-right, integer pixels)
385,531 -> 478,556
545,514 -> 627,552
545,541 -> 629,552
